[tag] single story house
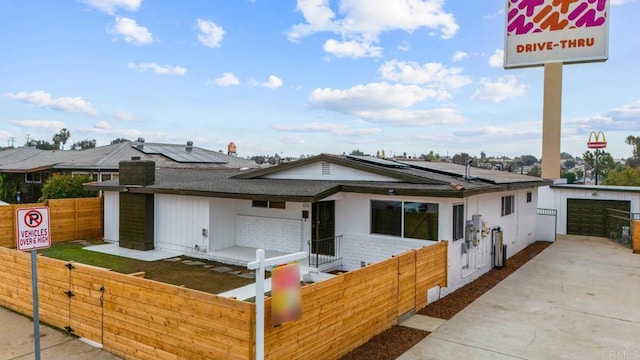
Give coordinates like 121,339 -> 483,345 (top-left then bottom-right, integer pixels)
0,139 -> 256,203
88,154 -> 550,296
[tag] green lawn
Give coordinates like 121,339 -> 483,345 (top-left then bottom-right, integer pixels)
37,240 -> 256,294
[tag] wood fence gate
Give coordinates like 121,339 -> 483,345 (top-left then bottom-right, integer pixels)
397,251 -> 417,318
65,262 -> 105,345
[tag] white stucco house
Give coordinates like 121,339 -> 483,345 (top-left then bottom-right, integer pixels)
87,154 -> 550,295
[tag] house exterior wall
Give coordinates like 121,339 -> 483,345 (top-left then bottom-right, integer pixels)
154,194 -> 209,255
235,200 -> 306,253
538,185 -> 640,234
330,188 -> 537,298
441,188 -> 537,297
103,191 -> 119,242
209,198 -> 237,251
262,162 -> 400,181
333,192 -> 445,269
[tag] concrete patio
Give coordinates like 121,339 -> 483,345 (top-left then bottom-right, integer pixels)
399,235 -> 640,359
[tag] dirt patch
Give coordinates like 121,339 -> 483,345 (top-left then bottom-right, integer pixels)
340,241 -> 553,359
339,326 -> 429,360
419,241 -> 552,319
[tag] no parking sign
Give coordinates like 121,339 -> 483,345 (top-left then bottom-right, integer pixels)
16,207 -> 51,251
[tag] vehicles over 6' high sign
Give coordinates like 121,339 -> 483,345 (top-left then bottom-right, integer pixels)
16,207 -> 51,251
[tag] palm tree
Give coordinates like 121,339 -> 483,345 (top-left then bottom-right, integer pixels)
58,128 -> 70,150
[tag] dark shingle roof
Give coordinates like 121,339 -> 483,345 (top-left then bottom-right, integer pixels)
88,154 -> 549,201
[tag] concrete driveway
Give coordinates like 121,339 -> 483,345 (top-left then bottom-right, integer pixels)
0,307 -> 119,360
399,235 -> 640,360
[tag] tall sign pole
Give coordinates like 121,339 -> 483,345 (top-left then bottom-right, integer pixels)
504,0 -> 610,179
15,206 -> 52,360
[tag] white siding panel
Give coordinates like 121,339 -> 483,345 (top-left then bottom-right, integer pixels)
155,194 -> 209,255
103,192 -> 119,242
263,162 -> 399,181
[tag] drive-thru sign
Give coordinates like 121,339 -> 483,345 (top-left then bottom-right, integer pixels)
16,207 -> 51,251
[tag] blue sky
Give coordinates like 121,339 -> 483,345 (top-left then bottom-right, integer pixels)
0,0 -> 638,160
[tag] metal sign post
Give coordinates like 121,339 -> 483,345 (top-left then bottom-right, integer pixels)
15,206 -> 51,360
247,249 -> 306,360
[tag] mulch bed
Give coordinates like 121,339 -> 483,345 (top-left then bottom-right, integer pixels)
339,326 -> 430,360
418,241 -> 552,319
340,240 -> 553,359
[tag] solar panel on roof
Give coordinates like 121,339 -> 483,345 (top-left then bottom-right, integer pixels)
403,161 -> 535,184
132,144 -> 227,163
346,155 -> 410,168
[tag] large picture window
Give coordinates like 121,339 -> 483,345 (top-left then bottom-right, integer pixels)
371,200 -> 438,240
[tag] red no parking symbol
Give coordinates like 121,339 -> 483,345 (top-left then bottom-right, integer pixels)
23,210 -> 43,228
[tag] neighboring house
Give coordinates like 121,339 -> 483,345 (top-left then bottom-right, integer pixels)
88,154 -> 549,295
538,181 -> 640,247
0,139 -> 256,203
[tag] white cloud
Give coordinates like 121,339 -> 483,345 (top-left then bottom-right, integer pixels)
310,82 -> 439,112
95,120 -> 111,129
272,122 -> 381,136
288,0 -> 459,58
489,49 -> 504,68
114,111 -> 135,121
452,51 -> 468,62
111,17 -> 153,45
214,72 -> 240,86
397,41 -> 410,52
281,135 -> 306,144
258,75 -> 283,89
197,19 -> 225,48
611,0 -> 632,4
127,62 -> 187,75
5,91 -> 97,115
12,120 -> 66,131
354,108 -> 466,127
378,60 -> 472,89
80,0 -> 141,15
471,75 -> 526,102
308,82 -> 466,126
323,39 -> 382,58
565,99 -> 640,132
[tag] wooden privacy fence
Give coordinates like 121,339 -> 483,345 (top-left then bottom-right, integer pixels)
0,241 -> 448,360
0,197 -> 103,248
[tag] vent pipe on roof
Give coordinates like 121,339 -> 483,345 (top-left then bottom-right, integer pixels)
464,159 -> 472,181
186,140 -> 193,153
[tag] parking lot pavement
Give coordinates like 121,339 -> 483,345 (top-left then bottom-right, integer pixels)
0,306 -> 119,360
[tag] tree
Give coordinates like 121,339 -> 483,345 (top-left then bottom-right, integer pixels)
583,150 -> 617,180
560,169 -> 576,184
527,165 -> 541,177
480,151 -> 486,161
39,174 -> 98,200
27,140 -> 55,150
451,152 -> 471,165
560,152 -> 574,160
603,167 -> 640,186
111,138 -> 130,144
52,128 -> 71,150
349,149 -> 365,156
563,159 -> 576,169
0,174 -> 22,203
520,155 -> 538,166
625,135 -> 640,168
71,139 -> 96,150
